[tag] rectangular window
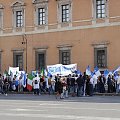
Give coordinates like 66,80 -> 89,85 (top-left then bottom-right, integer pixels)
60,50 -> 70,65
16,11 -> 23,27
94,48 -> 107,68
13,52 -> 23,71
62,4 -> 70,22
38,8 -> 46,25
36,52 -> 45,70
96,0 -> 106,18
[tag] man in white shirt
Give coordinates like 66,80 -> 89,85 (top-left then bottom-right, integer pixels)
32,75 -> 40,95
89,76 -> 94,96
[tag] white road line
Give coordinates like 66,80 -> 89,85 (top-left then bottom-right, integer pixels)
9,108 -> 46,112
0,113 -> 119,120
0,104 -> 120,112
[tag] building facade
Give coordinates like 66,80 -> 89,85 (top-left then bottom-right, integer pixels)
0,0 -> 120,73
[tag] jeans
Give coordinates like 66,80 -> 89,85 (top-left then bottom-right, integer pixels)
77,86 -> 83,97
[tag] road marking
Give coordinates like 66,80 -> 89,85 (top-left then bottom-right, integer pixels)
10,108 -> 46,112
0,113 -> 119,120
0,103 -> 120,112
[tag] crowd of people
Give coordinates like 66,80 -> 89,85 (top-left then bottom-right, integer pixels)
0,71 -> 120,98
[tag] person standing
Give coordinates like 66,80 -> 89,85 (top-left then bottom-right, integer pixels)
55,77 -> 63,99
116,74 -> 120,94
0,74 -> 4,94
76,75 -> 84,97
4,77 -> 9,96
32,75 -> 40,95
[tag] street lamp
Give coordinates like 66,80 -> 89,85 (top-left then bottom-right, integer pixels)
22,34 -> 27,73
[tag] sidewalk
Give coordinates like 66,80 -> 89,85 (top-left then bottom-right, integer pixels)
8,91 -> 120,96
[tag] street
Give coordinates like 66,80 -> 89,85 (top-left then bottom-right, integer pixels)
0,94 -> 120,120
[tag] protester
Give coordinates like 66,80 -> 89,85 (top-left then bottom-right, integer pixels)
32,75 -> 40,95
55,77 -> 63,99
76,75 -> 84,97
0,74 -> 4,94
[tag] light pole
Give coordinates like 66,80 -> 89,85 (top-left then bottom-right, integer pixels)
22,34 -> 27,73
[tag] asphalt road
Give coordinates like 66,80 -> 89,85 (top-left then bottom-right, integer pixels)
0,94 -> 120,120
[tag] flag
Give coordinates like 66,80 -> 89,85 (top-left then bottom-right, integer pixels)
75,70 -> 82,75
3,70 -> 8,79
104,69 -> 109,78
47,71 -> 52,77
23,73 -> 27,88
40,69 -> 44,79
86,65 -> 91,76
94,66 -> 101,77
27,74 -> 34,91
113,66 -> 120,74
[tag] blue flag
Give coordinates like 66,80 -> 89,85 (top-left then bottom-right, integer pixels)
86,65 -> 91,76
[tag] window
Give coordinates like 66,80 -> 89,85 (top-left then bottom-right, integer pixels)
13,52 -> 23,71
36,52 -> 46,70
60,50 -> 71,65
11,1 -> 25,29
57,0 -> 72,23
38,8 -> 46,25
62,4 -> 70,22
94,48 -> 107,68
16,10 -> 23,27
33,0 -> 48,27
96,0 -> 106,18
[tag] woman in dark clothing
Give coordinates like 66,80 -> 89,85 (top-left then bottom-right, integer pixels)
4,77 -> 9,96
55,78 -> 63,99
86,75 -> 90,96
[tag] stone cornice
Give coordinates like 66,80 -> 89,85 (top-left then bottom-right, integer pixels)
32,0 -> 49,4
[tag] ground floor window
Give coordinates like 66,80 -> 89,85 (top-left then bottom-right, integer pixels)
36,52 -> 45,70
94,47 -> 107,68
59,50 -> 71,65
13,52 -> 23,71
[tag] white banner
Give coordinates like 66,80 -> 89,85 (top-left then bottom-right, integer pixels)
47,64 -> 62,76
8,67 -> 19,77
47,64 -> 77,76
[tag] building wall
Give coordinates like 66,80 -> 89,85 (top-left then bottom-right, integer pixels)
0,0 -> 120,73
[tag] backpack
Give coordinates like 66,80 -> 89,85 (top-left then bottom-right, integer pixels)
35,80 -> 38,84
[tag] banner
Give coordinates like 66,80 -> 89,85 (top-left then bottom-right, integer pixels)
8,67 -> 19,77
47,64 -> 77,76
47,64 -> 62,76
61,64 -> 77,76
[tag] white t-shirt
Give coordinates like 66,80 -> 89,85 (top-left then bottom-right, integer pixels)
90,77 -> 94,85
33,77 -> 40,89
93,75 -> 98,85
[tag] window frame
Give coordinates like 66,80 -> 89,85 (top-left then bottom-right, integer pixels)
59,50 -> 71,65
94,47 -> 107,68
16,10 -> 23,27
61,4 -> 70,22
93,0 -> 108,20
57,0 -> 72,24
13,52 -> 23,71
35,51 -> 46,70
11,1 -> 25,29
34,2 -> 48,27
96,0 -> 106,18
38,7 -> 46,25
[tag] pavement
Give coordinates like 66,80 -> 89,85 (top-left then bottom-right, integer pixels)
0,94 -> 120,120
7,91 -> 120,96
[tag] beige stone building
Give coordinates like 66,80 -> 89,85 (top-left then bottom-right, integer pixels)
0,0 -> 120,73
